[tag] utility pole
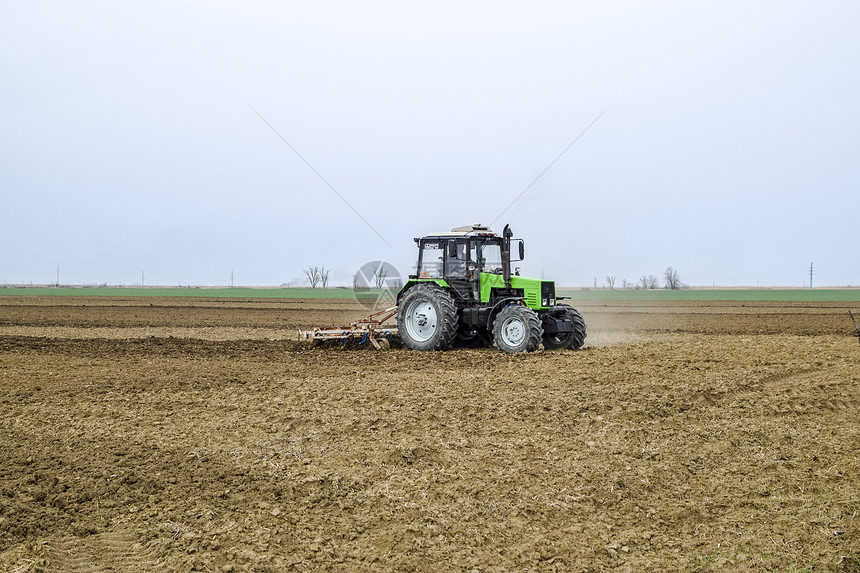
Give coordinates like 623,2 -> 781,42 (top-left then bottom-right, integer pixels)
56,265 -> 59,287
809,262 -> 813,290
231,270 -> 234,287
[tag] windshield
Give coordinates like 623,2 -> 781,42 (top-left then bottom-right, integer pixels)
475,241 -> 503,274
418,240 -> 444,278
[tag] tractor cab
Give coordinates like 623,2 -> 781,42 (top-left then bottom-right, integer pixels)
411,224 -> 524,303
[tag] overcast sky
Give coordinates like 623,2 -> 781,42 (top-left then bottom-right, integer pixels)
2,1 -> 858,288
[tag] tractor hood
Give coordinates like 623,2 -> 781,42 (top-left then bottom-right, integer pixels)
479,273 -> 555,309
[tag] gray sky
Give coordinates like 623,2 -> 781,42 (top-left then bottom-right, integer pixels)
2,1 -> 858,288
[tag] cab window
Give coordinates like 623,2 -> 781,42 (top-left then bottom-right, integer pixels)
418,241 -> 443,278
475,241 -> 503,274
444,240 -> 469,277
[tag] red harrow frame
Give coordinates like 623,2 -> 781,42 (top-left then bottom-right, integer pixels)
298,306 -> 399,349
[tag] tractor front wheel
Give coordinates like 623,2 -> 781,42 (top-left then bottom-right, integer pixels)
492,305 -> 543,354
396,285 -> 458,351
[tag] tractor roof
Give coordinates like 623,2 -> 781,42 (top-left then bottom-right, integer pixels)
421,223 -> 498,239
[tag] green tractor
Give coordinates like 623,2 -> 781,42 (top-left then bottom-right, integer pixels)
396,223 -> 586,353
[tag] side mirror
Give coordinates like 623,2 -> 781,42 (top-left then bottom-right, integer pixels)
512,240 -> 525,261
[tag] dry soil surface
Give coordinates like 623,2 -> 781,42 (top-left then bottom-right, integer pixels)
0,296 -> 858,572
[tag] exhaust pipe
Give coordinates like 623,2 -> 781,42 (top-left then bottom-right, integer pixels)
502,224 -> 513,290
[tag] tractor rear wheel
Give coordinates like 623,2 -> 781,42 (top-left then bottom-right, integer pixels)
396,284 -> 458,351
543,306 -> 587,350
492,305 -> 543,353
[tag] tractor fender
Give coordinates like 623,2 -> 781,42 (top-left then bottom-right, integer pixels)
396,279 -> 450,305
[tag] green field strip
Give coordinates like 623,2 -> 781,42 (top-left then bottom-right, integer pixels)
2,286 -> 859,302
559,288 -> 860,302
0,287 -> 372,299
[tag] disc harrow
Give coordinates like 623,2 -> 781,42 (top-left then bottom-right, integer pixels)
298,306 -> 399,349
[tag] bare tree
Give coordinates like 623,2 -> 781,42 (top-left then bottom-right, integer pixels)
373,264 -> 388,289
622,278 -> 634,289
319,267 -> 330,288
605,275 -> 616,289
664,267 -> 682,290
304,266 -> 322,288
639,274 -> 660,289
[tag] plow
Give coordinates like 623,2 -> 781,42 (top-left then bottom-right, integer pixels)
298,306 -> 399,349
297,223 -> 587,353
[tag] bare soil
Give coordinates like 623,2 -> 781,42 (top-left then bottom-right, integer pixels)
0,296 -> 858,572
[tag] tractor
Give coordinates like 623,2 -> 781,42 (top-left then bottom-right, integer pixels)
395,223 -> 586,353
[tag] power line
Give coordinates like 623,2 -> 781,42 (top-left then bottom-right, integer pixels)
491,108 -> 608,226
253,109 -> 393,249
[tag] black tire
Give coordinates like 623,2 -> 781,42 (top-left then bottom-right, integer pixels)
396,285 -> 458,351
566,306 -> 587,349
492,305 -> 543,354
542,306 -> 587,350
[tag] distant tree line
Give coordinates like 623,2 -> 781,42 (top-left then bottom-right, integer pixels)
351,263 -> 404,290
303,263 -> 407,289
602,267 -> 685,290
304,266 -> 330,288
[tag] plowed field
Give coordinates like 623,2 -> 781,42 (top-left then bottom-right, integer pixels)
1,296 -> 858,572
